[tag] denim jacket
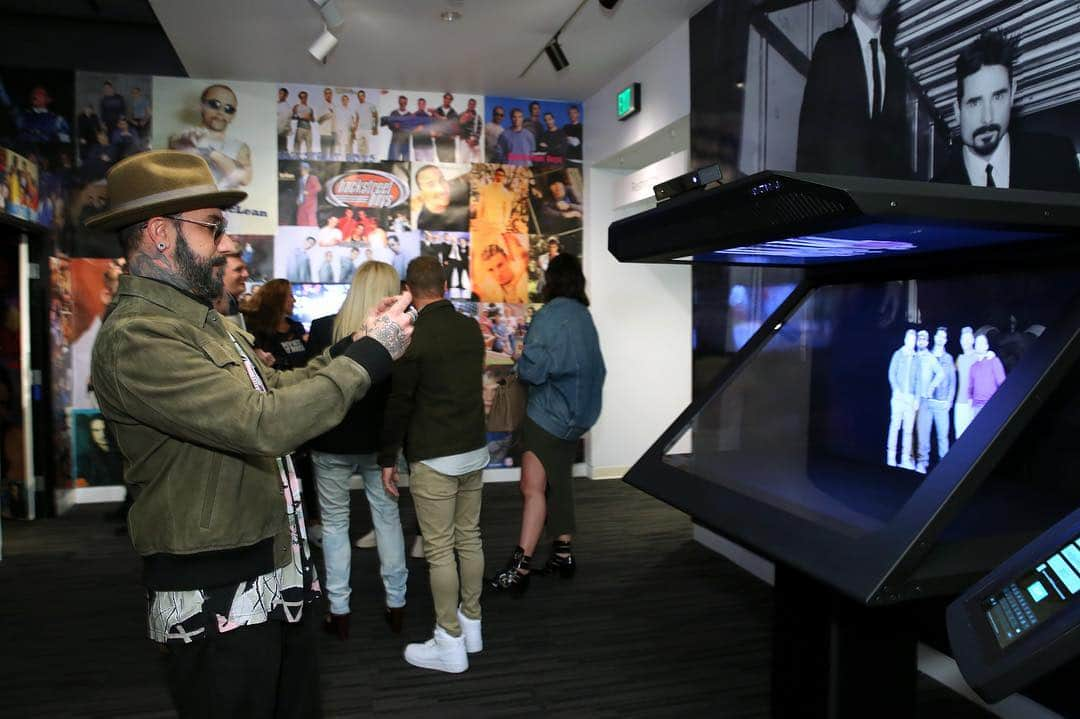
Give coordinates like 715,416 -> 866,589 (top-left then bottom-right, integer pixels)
517,297 -> 605,440
928,350 -> 956,405
915,349 -> 946,400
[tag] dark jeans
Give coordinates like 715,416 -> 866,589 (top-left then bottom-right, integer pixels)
387,141 -> 408,161
163,615 -> 320,719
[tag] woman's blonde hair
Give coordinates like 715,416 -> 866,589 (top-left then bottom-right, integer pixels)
333,261 -> 400,342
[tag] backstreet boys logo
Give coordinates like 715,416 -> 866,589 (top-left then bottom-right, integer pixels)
325,170 -> 409,208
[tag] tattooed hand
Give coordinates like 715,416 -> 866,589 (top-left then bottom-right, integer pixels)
363,291 -> 415,360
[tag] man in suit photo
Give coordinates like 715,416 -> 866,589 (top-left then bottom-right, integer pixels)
933,30 -> 1080,193
796,0 -> 911,179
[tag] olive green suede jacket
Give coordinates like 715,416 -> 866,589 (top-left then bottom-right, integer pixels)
91,275 -> 391,590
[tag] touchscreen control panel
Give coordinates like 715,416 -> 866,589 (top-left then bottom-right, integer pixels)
948,509 -> 1080,702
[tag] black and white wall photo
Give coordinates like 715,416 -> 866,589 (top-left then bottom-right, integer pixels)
693,0 -> 1080,190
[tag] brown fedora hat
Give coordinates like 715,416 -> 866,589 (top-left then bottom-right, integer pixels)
84,150 -> 247,231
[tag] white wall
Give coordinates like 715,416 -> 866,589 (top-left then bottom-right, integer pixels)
583,22 -> 693,478
586,23 -> 693,165
613,150 -> 689,207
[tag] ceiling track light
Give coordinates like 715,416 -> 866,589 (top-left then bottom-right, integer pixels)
312,0 -> 345,29
309,26 -> 339,64
544,37 -> 570,72
307,0 -> 343,64
519,0 -> 590,78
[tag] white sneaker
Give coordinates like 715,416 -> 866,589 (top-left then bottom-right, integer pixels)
411,535 -> 425,559
404,625 -> 468,673
457,606 -> 482,653
354,530 -> 376,549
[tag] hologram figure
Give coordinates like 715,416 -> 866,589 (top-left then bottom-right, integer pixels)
886,328 -> 918,469
915,326 -> 955,474
968,333 -> 1006,420
911,329 -> 945,473
954,326 -> 977,437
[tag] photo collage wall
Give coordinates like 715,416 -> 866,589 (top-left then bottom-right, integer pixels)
1,146 -> 41,224
0,67 -> 74,517
267,83 -> 583,469
0,65 -> 584,508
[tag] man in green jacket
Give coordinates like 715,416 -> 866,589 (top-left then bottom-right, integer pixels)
86,150 -> 414,718
380,255 -> 488,673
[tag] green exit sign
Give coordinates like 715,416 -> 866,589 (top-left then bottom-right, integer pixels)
617,82 -> 641,121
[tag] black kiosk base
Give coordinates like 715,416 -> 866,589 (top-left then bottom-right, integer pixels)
773,565 -> 917,718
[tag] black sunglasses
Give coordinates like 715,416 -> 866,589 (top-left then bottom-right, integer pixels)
202,98 -> 237,115
168,215 -> 229,241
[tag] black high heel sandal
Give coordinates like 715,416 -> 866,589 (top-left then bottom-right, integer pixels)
486,546 -> 531,596
540,540 -> 576,579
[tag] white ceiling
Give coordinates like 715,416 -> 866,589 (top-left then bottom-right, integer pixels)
150,0 -> 710,102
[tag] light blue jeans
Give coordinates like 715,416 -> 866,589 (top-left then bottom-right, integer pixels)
311,451 -> 408,614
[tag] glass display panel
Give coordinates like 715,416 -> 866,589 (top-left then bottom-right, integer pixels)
981,531 -> 1080,650
666,269 -> 1080,538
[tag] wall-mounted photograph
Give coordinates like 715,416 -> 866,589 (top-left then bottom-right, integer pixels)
153,76 -> 278,233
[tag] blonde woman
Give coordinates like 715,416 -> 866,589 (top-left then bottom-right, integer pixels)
306,261 -> 408,640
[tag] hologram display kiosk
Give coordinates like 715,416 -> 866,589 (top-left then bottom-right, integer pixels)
610,171 -> 1080,716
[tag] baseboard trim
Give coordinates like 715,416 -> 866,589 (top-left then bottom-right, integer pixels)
591,465 -> 629,480
917,644 -> 1062,718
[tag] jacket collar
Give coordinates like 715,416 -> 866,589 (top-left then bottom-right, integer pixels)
116,274 -> 219,330
417,298 -> 452,317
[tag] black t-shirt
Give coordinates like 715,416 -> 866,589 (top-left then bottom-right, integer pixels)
563,122 -> 582,162
260,317 -> 309,369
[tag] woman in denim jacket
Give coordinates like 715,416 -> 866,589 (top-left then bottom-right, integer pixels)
488,252 -> 605,595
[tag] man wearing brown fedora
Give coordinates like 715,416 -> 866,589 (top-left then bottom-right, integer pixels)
86,150 -> 416,718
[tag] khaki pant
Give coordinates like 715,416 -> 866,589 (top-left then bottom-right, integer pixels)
409,463 -> 484,636
293,127 -> 311,155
